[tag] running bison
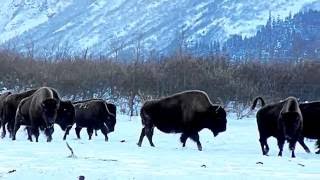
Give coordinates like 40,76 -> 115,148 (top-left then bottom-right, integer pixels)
55,100 -> 75,140
13,87 -> 60,142
137,90 -> 227,151
252,96 -> 303,158
1,89 -> 37,138
72,99 -> 116,141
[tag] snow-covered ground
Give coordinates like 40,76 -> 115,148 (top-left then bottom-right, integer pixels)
0,113 -> 320,179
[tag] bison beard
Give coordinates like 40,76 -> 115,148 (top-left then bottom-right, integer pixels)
137,90 -> 227,151
253,96 -> 303,158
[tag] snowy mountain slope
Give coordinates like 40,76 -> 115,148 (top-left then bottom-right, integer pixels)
0,0 -> 319,56
0,114 -> 319,179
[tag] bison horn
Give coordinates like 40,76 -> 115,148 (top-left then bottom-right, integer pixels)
217,97 -> 225,108
215,106 -> 221,112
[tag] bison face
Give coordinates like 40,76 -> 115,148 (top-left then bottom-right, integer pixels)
105,113 -> 116,132
211,106 -> 227,137
57,101 -> 75,130
41,99 -> 59,127
281,113 -> 302,142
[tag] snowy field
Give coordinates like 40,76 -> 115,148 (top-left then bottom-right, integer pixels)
0,113 -> 320,180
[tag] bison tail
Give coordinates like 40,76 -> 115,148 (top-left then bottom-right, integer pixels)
251,97 -> 265,110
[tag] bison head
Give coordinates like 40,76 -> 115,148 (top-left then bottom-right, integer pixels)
56,101 -> 75,131
41,98 -> 59,128
210,106 -> 227,137
280,112 -> 302,143
105,113 -> 116,133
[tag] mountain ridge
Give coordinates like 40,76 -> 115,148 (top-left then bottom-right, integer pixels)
0,0 -> 319,57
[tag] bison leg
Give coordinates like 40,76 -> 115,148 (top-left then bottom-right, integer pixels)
137,127 -> 146,147
289,140 -> 297,158
8,122 -> 14,138
180,133 -> 188,147
12,121 -> 21,141
31,128 -> 40,142
95,130 -> 98,136
87,128 -> 94,140
1,121 -> 6,138
259,138 -> 269,156
190,133 -> 202,151
27,127 -> 33,142
45,128 -> 54,142
145,127 -> 155,147
100,125 -> 109,142
298,137 -> 311,153
277,138 -> 285,157
75,126 -> 82,139
63,126 -> 72,140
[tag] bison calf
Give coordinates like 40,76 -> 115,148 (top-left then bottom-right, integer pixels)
137,90 -> 227,151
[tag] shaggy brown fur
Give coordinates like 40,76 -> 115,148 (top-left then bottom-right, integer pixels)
137,90 -> 227,151
253,96 -> 303,158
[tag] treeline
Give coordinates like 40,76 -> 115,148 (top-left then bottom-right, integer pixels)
224,9 -> 320,60
1,49 -> 320,114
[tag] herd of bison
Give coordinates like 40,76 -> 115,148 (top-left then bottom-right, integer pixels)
0,87 -> 320,158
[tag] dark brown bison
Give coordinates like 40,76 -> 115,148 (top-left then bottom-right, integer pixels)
252,96 -> 303,158
72,99 -> 116,141
55,100 -> 75,140
296,101 -> 320,154
13,87 -> 60,142
1,89 -> 37,138
0,92 -> 12,130
137,90 -> 227,151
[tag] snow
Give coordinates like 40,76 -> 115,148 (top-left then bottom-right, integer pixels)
1,0 -> 319,56
1,113 -> 320,179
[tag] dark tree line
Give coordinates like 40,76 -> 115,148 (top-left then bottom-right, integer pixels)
1,49 -> 320,115
224,9 -> 320,61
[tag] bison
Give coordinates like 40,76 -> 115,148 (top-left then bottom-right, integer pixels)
295,101 -> 320,154
13,87 -> 60,142
1,89 -> 37,138
137,90 -> 227,151
72,99 -> 116,141
252,96 -> 303,158
0,92 -> 12,130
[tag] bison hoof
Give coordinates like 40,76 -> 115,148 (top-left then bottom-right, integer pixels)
316,150 -> 320,154
137,143 -> 142,147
